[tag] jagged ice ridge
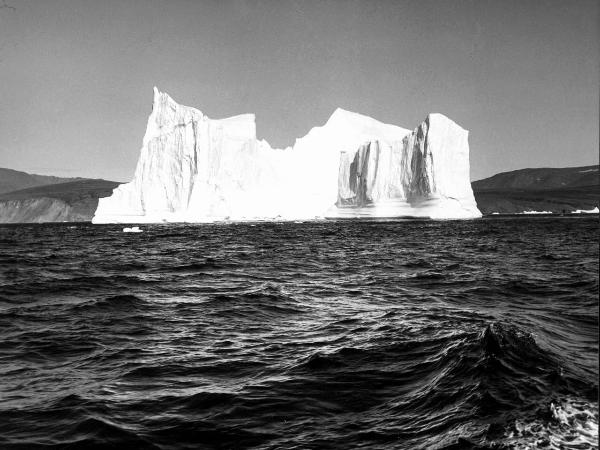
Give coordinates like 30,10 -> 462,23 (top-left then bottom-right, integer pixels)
93,88 -> 481,223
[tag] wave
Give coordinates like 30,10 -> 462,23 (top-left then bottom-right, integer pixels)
122,359 -> 268,380
0,320 -> 596,449
73,294 -> 147,312
165,259 -> 233,273
202,283 -> 305,318
286,321 -> 597,447
0,219 -> 597,449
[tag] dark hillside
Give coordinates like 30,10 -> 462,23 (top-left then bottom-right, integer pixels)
472,165 -> 599,191
0,167 -> 81,195
472,165 -> 599,214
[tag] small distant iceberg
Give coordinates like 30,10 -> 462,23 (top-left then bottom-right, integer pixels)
519,210 -> 553,215
571,207 -> 599,214
123,226 -> 143,233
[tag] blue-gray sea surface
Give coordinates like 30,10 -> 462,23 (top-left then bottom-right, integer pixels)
0,217 -> 598,449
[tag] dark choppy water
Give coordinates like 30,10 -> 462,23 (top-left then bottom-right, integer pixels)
0,217 -> 598,449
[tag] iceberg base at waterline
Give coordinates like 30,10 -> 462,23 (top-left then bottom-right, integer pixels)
92,88 -> 481,224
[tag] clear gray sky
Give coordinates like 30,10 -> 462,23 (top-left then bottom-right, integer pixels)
0,0 -> 598,181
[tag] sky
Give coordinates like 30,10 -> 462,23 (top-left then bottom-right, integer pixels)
0,0 -> 598,182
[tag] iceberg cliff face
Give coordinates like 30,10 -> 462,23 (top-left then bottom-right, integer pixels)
93,88 -> 480,223
333,114 -> 480,219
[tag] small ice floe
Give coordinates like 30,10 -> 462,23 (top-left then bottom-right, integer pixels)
123,226 -> 143,233
571,206 -> 599,214
518,210 -> 553,215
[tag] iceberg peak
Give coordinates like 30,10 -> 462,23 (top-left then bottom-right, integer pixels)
424,113 -> 469,133
325,107 -> 388,130
323,107 -> 411,146
152,86 -> 175,110
326,107 -> 364,124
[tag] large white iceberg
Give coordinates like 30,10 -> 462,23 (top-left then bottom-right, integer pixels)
93,88 -> 481,223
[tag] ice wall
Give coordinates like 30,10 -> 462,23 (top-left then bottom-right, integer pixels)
333,114 -> 481,218
93,88 -> 481,223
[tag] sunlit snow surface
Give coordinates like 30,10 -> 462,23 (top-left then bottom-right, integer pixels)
93,88 -> 481,223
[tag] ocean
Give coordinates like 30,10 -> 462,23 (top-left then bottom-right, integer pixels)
0,217 -> 598,449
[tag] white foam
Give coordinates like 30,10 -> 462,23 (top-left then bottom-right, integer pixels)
500,397 -> 598,450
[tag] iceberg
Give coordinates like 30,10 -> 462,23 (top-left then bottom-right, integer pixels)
571,207 -> 599,214
123,226 -> 143,233
92,88 -> 481,223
